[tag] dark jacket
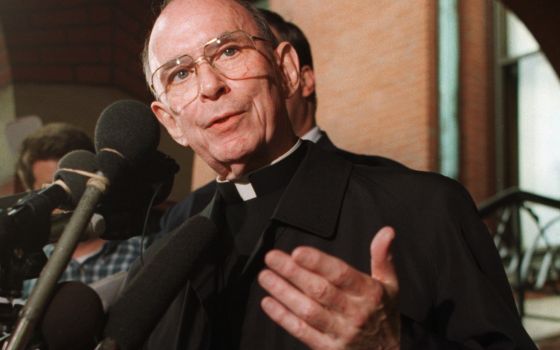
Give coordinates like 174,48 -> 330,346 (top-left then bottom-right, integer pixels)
159,132 -> 407,233
137,143 -> 535,349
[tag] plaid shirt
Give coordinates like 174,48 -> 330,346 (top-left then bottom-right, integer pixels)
22,237 -> 145,299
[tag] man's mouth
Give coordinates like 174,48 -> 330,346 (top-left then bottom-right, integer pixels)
207,111 -> 243,129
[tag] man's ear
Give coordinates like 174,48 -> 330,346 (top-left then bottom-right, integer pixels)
151,101 -> 189,147
300,65 -> 316,98
274,41 -> 300,99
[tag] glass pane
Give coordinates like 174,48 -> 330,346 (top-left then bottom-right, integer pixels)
506,11 -> 539,59
518,53 -> 560,247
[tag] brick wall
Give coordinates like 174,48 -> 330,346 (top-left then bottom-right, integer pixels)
459,0 -> 496,202
0,1 -> 197,201
0,0 -> 156,100
0,23 -> 12,88
269,0 -> 439,172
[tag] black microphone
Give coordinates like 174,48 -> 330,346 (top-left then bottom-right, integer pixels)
93,100 -> 177,240
40,281 -> 105,350
0,150 -> 98,250
0,191 -> 31,210
94,99 -> 160,184
96,150 -> 179,240
5,102 -> 160,350
54,149 -> 100,209
99,216 -> 219,350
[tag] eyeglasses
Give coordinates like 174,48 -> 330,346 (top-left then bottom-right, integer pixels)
150,30 -> 269,108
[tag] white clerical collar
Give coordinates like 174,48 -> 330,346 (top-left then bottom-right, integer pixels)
301,125 -> 322,143
216,139 -> 303,201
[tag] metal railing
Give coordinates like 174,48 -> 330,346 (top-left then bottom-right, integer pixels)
479,187 -> 560,320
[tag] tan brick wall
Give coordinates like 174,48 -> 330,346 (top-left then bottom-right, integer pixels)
269,0 -> 439,171
459,0 -> 496,202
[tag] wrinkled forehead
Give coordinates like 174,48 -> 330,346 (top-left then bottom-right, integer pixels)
148,0 -> 260,71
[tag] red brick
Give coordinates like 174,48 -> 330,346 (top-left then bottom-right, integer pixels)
5,29 -> 66,46
0,67 -> 13,87
266,0 -> 438,172
114,67 -> 151,99
0,12 -> 33,31
0,1 -> 18,11
66,26 -> 112,44
114,48 -> 133,67
9,48 -> 40,64
29,8 -> 89,28
116,0 -> 151,18
88,4 -> 113,23
114,54 -> 144,77
76,64 -> 111,84
115,59 -> 144,80
117,0 -> 156,23
1,0 -> 85,10
118,55 -> 139,74
0,52 -> 9,67
12,64 -> 73,82
116,10 -> 142,35
98,46 -> 112,64
458,0 -> 495,202
41,46 -> 104,64
114,30 -> 142,54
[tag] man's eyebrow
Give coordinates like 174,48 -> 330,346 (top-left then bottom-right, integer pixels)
158,30 -> 242,67
203,30 -> 237,45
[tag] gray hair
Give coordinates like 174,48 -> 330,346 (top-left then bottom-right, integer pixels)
141,0 -> 278,97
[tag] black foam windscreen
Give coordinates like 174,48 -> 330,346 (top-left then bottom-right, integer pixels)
94,100 -> 160,166
40,281 -> 105,350
55,149 -> 99,208
96,150 -> 179,240
102,215 -> 218,350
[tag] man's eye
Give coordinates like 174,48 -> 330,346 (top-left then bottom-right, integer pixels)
220,46 -> 240,58
171,68 -> 190,83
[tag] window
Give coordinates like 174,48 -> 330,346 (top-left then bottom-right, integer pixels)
497,6 -> 560,247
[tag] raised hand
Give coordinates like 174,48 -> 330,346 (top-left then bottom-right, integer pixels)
258,226 -> 400,350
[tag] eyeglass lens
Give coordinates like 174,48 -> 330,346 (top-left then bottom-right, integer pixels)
154,31 -> 267,110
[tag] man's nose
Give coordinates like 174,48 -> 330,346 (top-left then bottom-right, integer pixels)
197,61 -> 228,101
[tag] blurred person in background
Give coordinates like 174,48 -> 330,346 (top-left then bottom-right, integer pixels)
16,123 -> 143,299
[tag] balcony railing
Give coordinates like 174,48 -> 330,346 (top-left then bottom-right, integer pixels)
479,187 -> 560,320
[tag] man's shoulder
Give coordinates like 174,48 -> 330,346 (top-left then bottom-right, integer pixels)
349,161 -> 475,212
339,151 -> 408,169
316,131 -> 407,169
294,143 -> 467,218
174,181 -> 216,215
159,181 -> 216,234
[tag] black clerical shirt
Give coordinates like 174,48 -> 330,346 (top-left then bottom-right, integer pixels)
209,142 -> 307,349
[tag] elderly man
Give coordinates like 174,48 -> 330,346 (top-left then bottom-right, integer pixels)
139,0 -> 535,348
158,9 -> 405,234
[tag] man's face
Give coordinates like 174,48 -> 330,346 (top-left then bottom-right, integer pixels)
149,0 -> 297,179
32,159 -> 58,190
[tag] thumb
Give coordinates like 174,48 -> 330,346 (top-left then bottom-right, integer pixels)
370,226 -> 398,295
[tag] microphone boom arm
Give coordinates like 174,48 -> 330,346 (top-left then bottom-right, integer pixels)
5,176 -> 108,350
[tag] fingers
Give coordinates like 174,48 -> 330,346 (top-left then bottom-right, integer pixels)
258,229 -> 401,349
258,269 -> 339,333
289,246 -> 371,295
259,249 -> 385,333
369,226 -> 398,295
264,250 -> 349,311
260,296 -> 333,350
